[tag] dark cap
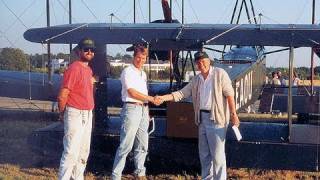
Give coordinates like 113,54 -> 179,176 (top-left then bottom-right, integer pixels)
194,51 -> 209,62
78,37 -> 95,49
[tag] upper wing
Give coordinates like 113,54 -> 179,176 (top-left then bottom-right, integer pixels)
24,23 -> 320,50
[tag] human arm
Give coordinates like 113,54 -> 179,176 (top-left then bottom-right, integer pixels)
157,93 -> 174,102
156,80 -> 193,104
57,88 -> 70,121
221,69 -> 240,127
122,68 -> 162,105
227,95 -> 240,127
127,88 -> 161,105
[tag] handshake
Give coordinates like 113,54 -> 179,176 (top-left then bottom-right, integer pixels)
148,94 -> 173,106
150,95 -> 165,106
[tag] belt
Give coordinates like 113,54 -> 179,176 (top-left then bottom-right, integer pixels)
125,101 -> 148,106
200,109 -> 210,113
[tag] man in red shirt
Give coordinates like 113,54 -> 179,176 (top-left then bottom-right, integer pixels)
57,37 -> 95,180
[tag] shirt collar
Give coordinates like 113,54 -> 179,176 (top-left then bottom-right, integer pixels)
199,66 -> 213,81
130,64 -> 142,72
130,64 -> 144,77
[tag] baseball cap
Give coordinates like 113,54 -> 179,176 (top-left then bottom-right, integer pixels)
78,37 -> 96,50
194,51 -> 209,62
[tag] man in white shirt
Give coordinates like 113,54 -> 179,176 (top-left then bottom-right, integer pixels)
112,44 -> 160,180
158,51 -> 240,180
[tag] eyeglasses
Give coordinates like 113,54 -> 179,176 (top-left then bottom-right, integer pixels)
82,48 -> 95,53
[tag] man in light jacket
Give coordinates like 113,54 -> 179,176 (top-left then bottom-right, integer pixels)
158,51 -> 240,180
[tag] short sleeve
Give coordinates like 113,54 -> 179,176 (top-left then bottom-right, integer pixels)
121,68 -> 136,90
62,66 -> 78,90
221,70 -> 234,97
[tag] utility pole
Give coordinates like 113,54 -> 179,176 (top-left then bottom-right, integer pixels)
182,0 -> 184,24
288,47 -> 294,142
310,0 -> 316,94
149,0 -> 151,23
46,0 -> 51,83
69,0 -> 72,62
170,0 -> 172,22
134,0 -> 136,23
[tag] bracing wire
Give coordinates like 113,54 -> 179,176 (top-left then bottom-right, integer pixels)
117,45 -> 127,54
114,0 -> 129,15
1,0 -> 43,47
205,23 -> 242,44
0,0 -> 28,29
81,0 -> 100,22
51,0 -> 68,55
44,23 -> 89,43
31,9 -> 46,27
269,49 -> 283,67
217,0 -> 235,24
110,0 -> 130,23
293,0 -> 310,23
173,0 -> 182,14
187,0 -> 200,23
12,10 -> 45,45
122,6 -> 134,22
51,0 -> 58,26
41,44 -> 46,86
260,14 -> 281,24
0,30 -> 15,47
174,0 -> 187,23
137,0 -> 147,23
110,13 -> 126,24
3,0 -> 37,34
56,0 -> 78,23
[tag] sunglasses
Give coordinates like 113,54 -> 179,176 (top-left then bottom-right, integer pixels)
82,48 -> 95,53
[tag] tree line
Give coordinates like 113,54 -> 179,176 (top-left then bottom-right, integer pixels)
0,47 -> 319,80
0,47 -> 133,73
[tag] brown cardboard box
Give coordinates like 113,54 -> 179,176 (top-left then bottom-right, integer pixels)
166,101 -> 198,138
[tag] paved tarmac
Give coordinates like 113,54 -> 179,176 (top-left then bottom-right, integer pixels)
0,96 -> 54,112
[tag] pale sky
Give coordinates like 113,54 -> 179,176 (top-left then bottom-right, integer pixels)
0,0 -> 319,67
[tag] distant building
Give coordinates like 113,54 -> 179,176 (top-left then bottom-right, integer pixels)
109,59 -> 170,72
142,63 -> 170,71
46,59 -> 68,71
109,59 -> 128,67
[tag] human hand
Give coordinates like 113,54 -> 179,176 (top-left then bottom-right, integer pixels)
230,113 -> 240,127
58,112 -> 64,122
153,96 -> 163,106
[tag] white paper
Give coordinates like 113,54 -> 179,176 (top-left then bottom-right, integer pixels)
232,125 -> 242,141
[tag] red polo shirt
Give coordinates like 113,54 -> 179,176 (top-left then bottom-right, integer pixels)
62,61 -> 94,110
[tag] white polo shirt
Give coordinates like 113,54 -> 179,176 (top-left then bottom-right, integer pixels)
199,67 -> 213,110
120,64 -> 148,103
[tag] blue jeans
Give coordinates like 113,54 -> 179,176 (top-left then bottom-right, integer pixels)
198,111 -> 227,180
112,103 -> 150,180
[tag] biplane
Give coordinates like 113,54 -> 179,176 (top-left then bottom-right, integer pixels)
3,0 -> 320,171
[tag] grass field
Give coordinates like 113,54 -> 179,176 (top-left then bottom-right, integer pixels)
0,111 -> 319,179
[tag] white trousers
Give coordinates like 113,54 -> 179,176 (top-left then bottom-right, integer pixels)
58,106 -> 93,180
198,111 -> 227,180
